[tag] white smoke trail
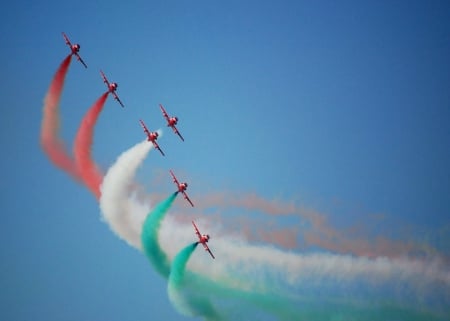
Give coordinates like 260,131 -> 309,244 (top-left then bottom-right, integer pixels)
99,139 -> 153,249
99,138 -> 450,316
158,215 -> 450,309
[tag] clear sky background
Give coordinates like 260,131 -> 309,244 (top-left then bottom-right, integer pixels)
1,1 -> 449,320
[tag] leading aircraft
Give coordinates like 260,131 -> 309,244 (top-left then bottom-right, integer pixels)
159,104 -> 184,141
192,220 -> 215,259
62,32 -> 87,68
139,120 -> 165,156
100,70 -> 125,107
170,170 -> 194,207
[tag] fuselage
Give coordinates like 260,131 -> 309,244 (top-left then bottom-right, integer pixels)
148,132 -> 158,142
178,182 -> 188,192
168,117 -> 178,126
108,83 -> 118,92
71,44 -> 80,54
199,234 -> 210,243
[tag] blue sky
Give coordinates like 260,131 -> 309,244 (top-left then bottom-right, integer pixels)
1,1 -> 449,320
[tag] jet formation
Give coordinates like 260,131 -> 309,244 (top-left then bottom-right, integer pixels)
62,32 -> 215,259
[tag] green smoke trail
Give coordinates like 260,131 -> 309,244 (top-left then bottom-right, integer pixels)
141,193 -> 447,320
165,240 -> 300,320
168,242 -> 223,321
169,242 -> 198,286
138,211 -> 302,320
165,246 -> 443,321
140,193 -> 222,320
141,192 -> 178,277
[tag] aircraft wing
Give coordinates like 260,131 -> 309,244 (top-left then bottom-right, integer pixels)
172,125 -> 185,141
153,141 -> 165,156
159,104 -> 170,122
112,92 -> 124,107
183,191 -> 194,207
169,170 -> 180,186
62,32 -> 71,46
100,70 -> 110,86
139,120 -> 151,137
203,243 -> 215,259
192,221 -> 202,239
75,53 -> 88,68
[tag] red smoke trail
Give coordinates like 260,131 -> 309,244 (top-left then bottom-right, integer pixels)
41,55 -> 107,200
40,54 -> 81,180
73,92 -> 109,199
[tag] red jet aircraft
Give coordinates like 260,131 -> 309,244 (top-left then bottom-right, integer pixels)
170,170 -> 194,207
100,70 -> 124,107
159,104 -> 184,141
192,221 -> 215,259
139,120 -> 165,156
62,32 -> 87,68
